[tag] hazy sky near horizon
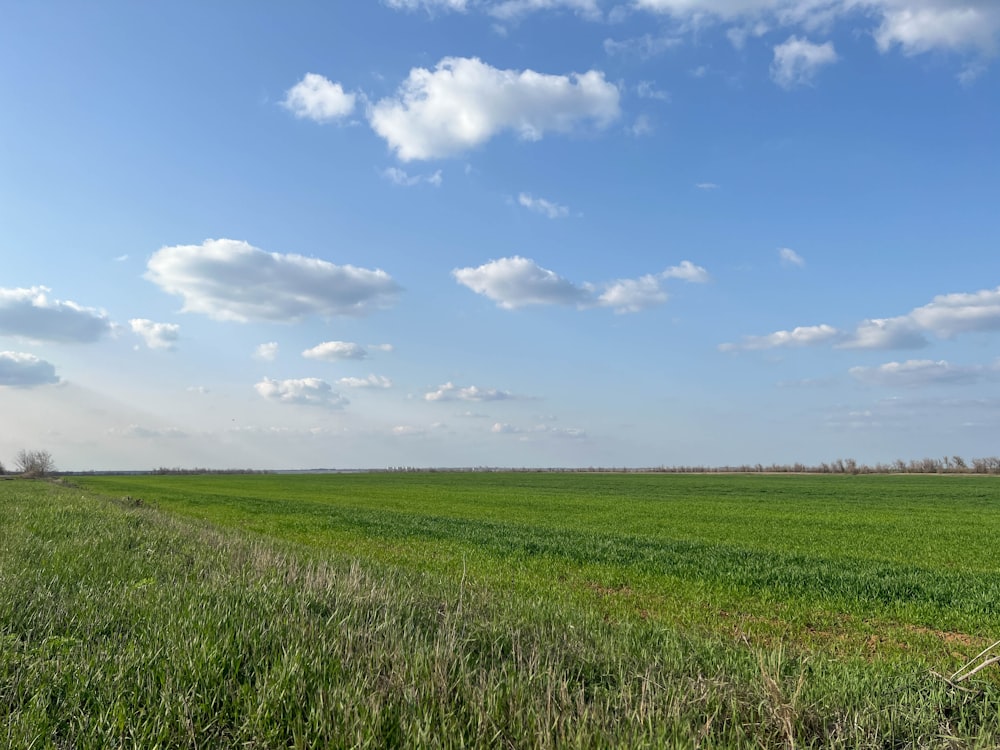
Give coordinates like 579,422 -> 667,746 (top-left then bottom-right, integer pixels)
2,1 -> 999,470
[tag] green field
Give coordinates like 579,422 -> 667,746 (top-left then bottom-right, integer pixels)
3,473 -> 1000,747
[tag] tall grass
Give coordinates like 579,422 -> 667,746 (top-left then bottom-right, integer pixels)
3,479 -> 999,748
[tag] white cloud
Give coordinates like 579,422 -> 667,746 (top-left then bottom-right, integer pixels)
874,3 -> 999,56
696,182 -> 719,190
384,0 -> 600,19
453,256 -> 709,312
491,421 -> 587,438
382,167 -> 443,187
636,80 -> 671,100
0,351 -> 59,387
598,263 -> 710,313
384,0 -> 469,10
303,341 -> 368,360
391,424 -> 427,436
254,377 -> 349,408
627,114 -> 655,137
129,318 -> 179,350
849,359 -> 998,387
425,382 -> 515,401
598,274 -> 668,313
725,284 -> 1000,352
337,374 -> 393,388
488,0 -> 601,21
662,260 -> 711,283
146,239 -> 399,322
453,256 -> 592,309
283,73 -> 356,123
635,0 -> 1000,61
108,424 -> 187,439
369,343 -> 395,353
771,36 -> 838,88
368,57 -> 620,161
727,21 -> 770,48
518,193 -> 570,218
255,342 -> 279,361
779,247 -> 805,267
0,286 -> 112,343
603,33 -> 683,57
838,316 -> 928,349
720,323 -> 843,351
908,287 -> 1000,337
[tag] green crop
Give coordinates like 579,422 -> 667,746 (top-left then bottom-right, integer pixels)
2,473 -> 998,748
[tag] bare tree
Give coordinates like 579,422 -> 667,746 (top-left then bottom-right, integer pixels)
15,449 -> 55,478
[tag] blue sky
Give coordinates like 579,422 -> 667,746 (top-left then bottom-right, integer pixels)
1,0 -> 998,470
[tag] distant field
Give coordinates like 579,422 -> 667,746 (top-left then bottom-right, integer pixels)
4,473 -> 1000,747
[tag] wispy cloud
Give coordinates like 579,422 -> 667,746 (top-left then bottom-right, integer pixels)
518,193 -> 570,218
778,247 -> 805,267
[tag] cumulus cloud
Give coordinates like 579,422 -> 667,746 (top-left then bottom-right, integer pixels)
283,73 -> 356,122
838,316 -> 928,349
723,284 -> 1000,352
303,341 -> 368,360
425,382 -> 515,402
598,274 -> 668,313
337,374 -> 393,388
368,57 -> 620,161
453,256 -> 592,309
0,351 -> 59,387
255,342 -> 279,361
254,377 -> 349,408
146,239 -> 399,322
0,286 -> 112,343
771,36 -> 838,88
518,193 -> 570,218
382,167 -> 443,187
662,260 -> 711,283
129,318 -> 179,350
908,287 -> 1000,337
453,256 -> 708,312
850,359 -> 999,387
874,2 -> 999,55
779,247 -> 805,267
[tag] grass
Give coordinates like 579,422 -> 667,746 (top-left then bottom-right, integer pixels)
2,473 -> 999,747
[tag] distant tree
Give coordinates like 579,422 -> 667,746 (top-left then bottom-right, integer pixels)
15,449 -> 55,478
952,456 -> 967,471
0,459 -> 5,475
